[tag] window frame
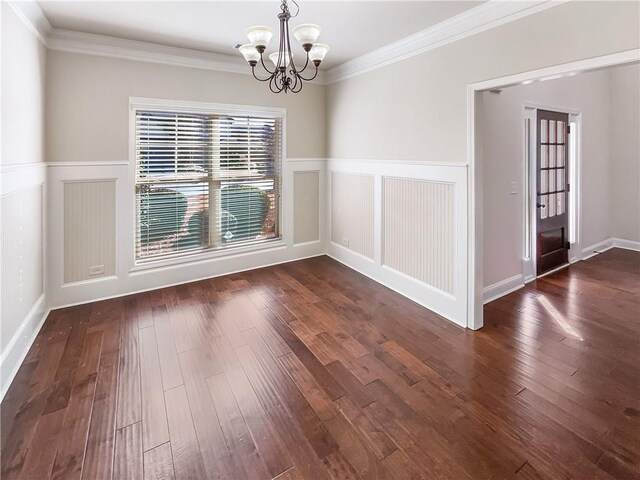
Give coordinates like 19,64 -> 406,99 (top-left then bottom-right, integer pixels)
128,97 -> 287,271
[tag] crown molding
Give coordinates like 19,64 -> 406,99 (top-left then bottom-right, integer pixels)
324,0 -> 569,84
47,29 -> 254,76
6,0 -> 52,45
7,0 -> 566,86
47,28 -> 328,83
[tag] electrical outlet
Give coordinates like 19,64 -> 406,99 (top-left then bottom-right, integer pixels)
89,265 -> 105,276
341,238 -> 349,246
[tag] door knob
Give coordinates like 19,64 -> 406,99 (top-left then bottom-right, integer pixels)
537,203 -> 546,208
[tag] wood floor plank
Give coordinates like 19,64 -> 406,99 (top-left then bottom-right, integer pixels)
207,373 -> 271,480
144,442 -> 175,480
225,362 -> 293,478
139,326 -> 170,451
115,312 -> 142,429
0,339 -> 67,480
81,347 -> 119,480
1,250 -> 638,480
50,330 -> 104,480
178,348 -> 234,480
113,422 -> 143,480
152,305 -> 184,391
164,385 -> 206,480
19,409 -> 66,480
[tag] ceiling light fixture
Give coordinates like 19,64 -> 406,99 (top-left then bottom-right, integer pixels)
239,0 -> 329,94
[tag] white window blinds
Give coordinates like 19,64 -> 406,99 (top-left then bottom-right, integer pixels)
135,109 -> 282,262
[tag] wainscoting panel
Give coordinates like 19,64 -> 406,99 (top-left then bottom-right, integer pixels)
1,185 -> 44,351
327,159 -> 468,326
383,177 -> 455,294
0,162 -> 48,400
331,172 -> 375,259
64,180 -> 116,283
294,171 -> 320,245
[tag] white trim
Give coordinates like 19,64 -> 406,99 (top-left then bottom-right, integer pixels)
47,161 -> 130,167
612,238 -> 640,252
129,96 -> 287,116
48,29 -> 252,76
483,274 -> 524,305
0,163 -> 47,197
0,295 -> 49,401
472,50 -> 640,92
5,0 -> 52,45
581,238 -> 614,260
325,0 -> 567,84
581,237 -> 640,260
468,49 -> 640,332
52,252 -> 325,312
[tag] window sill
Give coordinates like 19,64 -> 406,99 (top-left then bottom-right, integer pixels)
129,238 -> 286,274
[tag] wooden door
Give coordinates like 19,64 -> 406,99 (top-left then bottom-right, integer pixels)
536,109 -> 569,275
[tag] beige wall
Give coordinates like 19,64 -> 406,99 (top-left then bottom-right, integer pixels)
327,1 -> 640,163
610,64 -> 640,242
1,3 -> 47,167
45,51 -> 326,162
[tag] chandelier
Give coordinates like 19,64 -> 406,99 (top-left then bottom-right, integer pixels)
239,0 -> 330,94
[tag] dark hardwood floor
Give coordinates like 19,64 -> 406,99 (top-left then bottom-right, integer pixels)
1,248 -> 639,480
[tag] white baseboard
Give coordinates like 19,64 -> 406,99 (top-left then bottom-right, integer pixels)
483,274 -> 525,305
327,242 -> 465,328
50,242 -> 325,310
1,294 -> 50,401
581,238 -> 615,260
612,237 -> 640,252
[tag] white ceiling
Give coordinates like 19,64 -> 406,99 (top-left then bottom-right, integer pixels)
37,1 -> 483,69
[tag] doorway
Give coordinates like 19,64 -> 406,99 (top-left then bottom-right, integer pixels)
535,109 -> 570,275
524,107 -> 578,280
468,49 -> 640,330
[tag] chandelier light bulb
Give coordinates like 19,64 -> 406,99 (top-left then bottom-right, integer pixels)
309,43 -> 330,64
239,44 -> 261,65
245,26 -> 274,49
269,51 -> 292,69
292,24 -> 322,51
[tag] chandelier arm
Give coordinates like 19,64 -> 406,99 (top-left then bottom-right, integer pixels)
251,66 -> 274,82
283,16 -> 298,75
259,53 -> 276,75
289,71 -> 299,92
296,52 -> 310,74
269,72 -> 284,93
291,74 -> 304,93
296,64 -> 319,82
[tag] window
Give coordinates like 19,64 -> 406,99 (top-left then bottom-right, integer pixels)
134,104 -> 283,262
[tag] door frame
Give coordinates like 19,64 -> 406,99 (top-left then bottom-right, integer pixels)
466,48 -> 640,330
523,104 -> 582,282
